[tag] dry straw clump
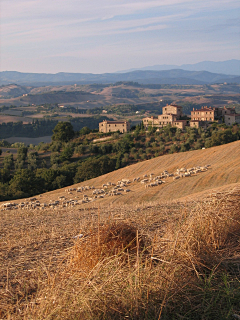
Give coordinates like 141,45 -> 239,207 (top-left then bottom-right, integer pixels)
68,221 -> 148,274
6,189 -> 240,319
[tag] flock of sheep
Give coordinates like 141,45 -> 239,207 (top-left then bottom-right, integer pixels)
0,164 -> 211,211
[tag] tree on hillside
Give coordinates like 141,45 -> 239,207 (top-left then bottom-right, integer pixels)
17,147 -> 28,162
59,145 -> 74,162
8,169 -> 43,198
52,122 -> 75,142
3,154 -> 14,170
79,126 -> 91,135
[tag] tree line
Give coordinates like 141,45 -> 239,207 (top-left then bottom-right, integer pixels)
0,116 -> 111,139
0,121 -> 240,201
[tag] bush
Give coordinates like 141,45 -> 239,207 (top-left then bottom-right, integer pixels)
52,122 -> 75,142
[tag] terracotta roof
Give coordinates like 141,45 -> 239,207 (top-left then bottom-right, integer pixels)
192,108 -> 215,112
169,104 -> 182,108
103,121 -> 127,124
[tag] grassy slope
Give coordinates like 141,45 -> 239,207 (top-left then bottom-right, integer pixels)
39,140 -> 240,206
1,142 -> 240,319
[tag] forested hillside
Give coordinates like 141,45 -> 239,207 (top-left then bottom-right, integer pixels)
0,121 -> 239,201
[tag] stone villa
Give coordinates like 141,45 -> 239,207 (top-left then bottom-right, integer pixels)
99,120 -> 130,133
143,104 -> 187,130
98,104 -> 240,133
143,104 -> 240,130
190,106 -> 240,128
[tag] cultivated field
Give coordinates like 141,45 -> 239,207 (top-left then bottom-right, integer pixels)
4,136 -> 52,145
1,142 -> 240,319
0,115 -> 32,124
1,83 -> 240,109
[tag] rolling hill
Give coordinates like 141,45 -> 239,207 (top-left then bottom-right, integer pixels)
118,59 -> 240,76
1,141 -> 240,319
3,140 -> 240,207
1,69 -> 239,86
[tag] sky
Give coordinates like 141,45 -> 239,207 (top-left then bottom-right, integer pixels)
1,0 -> 240,74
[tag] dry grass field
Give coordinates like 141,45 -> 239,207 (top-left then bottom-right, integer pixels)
0,115 -> 32,124
34,140 -> 240,207
1,142 -> 240,319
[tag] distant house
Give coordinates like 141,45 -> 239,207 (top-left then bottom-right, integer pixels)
191,106 -> 217,122
162,104 -> 183,118
142,104 -> 186,129
172,120 -> 188,129
99,120 -> 130,133
191,106 -> 239,127
190,120 -> 208,129
224,113 -> 240,126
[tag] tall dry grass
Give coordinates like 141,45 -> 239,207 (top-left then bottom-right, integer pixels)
17,190 -> 240,320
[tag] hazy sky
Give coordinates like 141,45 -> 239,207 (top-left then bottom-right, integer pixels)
1,0 -> 239,73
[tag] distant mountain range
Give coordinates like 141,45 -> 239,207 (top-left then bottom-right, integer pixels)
1,61 -> 240,87
117,59 -> 240,76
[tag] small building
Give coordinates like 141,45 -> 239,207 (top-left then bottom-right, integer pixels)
157,114 -> 177,126
99,120 -> 130,133
142,104 -> 183,129
224,114 -> 240,126
191,106 -> 217,122
220,106 -> 236,116
190,120 -> 208,128
162,104 -> 183,118
143,116 -> 160,128
172,120 -> 188,129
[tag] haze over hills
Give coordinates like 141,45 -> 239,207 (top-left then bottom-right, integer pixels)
117,59 -> 240,76
1,68 -> 240,87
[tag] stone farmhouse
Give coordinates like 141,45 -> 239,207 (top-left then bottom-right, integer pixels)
224,113 -> 240,126
98,105 -> 239,134
99,120 -> 130,133
190,106 -> 240,128
143,104 -> 187,130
